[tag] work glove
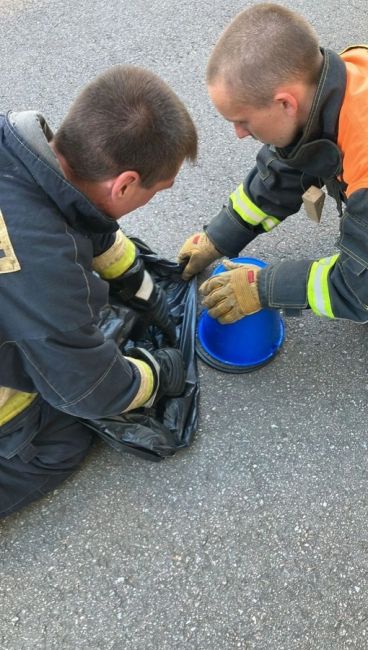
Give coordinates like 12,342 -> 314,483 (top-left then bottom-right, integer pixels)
199,260 -> 261,324
109,258 -> 177,346
128,347 -> 186,405
128,281 -> 177,347
178,232 -> 222,281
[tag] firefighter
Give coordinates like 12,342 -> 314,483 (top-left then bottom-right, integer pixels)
0,65 -> 197,517
178,4 -> 368,326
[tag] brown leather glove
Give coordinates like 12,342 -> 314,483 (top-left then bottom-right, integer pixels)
199,260 -> 261,323
178,232 -> 221,280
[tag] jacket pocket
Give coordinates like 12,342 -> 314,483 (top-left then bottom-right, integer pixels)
338,208 -> 368,267
340,255 -> 368,311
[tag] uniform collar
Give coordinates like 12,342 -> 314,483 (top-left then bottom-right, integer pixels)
4,111 -> 118,234
275,48 -> 347,159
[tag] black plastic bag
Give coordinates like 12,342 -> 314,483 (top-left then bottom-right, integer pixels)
81,238 -> 199,462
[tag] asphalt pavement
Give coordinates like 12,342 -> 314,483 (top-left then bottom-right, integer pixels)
1,1 -> 368,648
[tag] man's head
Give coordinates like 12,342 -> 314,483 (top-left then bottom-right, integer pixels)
53,65 -> 197,218
207,3 -> 323,147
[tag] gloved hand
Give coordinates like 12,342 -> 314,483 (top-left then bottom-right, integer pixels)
128,281 -> 177,347
178,232 -> 221,281
128,347 -> 186,405
199,260 -> 261,323
108,256 -> 177,346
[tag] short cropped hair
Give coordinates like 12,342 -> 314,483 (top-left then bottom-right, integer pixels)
54,65 -> 197,187
207,3 -> 322,107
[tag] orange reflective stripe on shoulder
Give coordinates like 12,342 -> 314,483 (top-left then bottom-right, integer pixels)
338,46 -> 368,197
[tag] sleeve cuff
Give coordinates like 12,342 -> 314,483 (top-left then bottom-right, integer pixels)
258,259 -> 313,315
205,206 -> 257,257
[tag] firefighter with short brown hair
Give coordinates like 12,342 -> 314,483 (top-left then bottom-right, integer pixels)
179,4 -> 368,326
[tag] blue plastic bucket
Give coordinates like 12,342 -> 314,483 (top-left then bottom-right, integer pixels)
196,257 -> 285,373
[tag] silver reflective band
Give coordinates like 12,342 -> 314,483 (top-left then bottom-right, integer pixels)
135,270 -> 154,300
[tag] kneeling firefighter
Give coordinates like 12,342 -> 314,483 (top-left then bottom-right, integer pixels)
0,64 -> 197,517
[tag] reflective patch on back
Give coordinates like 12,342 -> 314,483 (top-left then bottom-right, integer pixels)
0,209 -> 21,273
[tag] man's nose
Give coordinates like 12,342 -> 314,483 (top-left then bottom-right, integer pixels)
234,124 -> 250,139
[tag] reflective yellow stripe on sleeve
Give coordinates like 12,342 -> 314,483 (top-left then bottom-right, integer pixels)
230,185 -> 280,231
262,216 -> 281,232
307,254 -> 339,318
92,229 -> 136,280
123,358 -> 154,412
0,387 -> 37,426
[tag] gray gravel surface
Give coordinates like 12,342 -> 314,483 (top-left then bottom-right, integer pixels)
1,1 -> 368,649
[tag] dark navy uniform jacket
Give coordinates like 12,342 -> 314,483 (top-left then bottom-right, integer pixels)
206,48 -> 368,322
0,111 -> 143,437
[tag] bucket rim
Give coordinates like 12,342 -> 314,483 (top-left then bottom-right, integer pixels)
196,309 -> 285,373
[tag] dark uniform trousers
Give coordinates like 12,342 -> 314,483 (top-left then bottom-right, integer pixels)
0,398 -> 94,518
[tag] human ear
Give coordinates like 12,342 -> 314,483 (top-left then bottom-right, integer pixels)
111,170 -> 140,200
274,91 -> 298,117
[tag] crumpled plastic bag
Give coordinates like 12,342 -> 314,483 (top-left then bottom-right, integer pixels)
80,238 -> 199,462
